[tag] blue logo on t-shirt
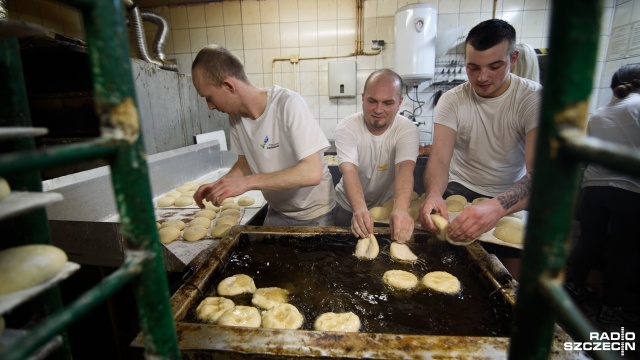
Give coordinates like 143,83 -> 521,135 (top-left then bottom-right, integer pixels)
260,135 -> 269,148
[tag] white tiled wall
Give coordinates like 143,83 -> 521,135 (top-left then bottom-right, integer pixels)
8,0 -> 639,143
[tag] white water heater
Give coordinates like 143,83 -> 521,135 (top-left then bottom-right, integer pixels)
394,4 -> 437,84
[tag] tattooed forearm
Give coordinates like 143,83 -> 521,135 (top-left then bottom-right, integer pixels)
497,171 -> 533,210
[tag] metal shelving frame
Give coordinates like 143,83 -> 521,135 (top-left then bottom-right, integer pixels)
0,0 -> 180,359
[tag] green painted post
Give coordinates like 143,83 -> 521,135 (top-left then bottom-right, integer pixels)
509,0 -> 602,359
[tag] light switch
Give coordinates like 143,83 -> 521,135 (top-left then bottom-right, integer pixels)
328,60 -> 356,98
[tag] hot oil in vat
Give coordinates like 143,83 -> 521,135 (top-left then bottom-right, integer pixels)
184,233 -> 512,336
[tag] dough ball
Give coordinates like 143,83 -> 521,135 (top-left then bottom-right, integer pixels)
217,306 -> 261,328
314,312 -> 360,332
160,220 -> 186,230
472,197 -> 490,205
183,225 -> 207,242
252,287 -> 289,309
182,181 -> 198,188
410,191 -> 420,201
216,216 -> 238,227
507,211 -> 525,220
156,197 -> 175,207
369,206 -> 390,221
211,224 -> 233,238
496,217 -> 524,230
408,207 -> 419,221
219,209 -> 241,219
382,199 -> 395,211
353,234 -> 379,260
194,209 -> 217,220
389,242 -> 418,262
422,271 -> 461,294
494,226 -> 525,244
190,216 -> 212,228
382,270 -> 419,290
221,203 -> 241,211
176,185 -> 191,193
261,303 -> 304,330
217,274 -> 256,296
446,199 -> 464,212
237,195 -> 256,206
158,227 -> 181,244
156,222 -> 161,230
0,178 -> 9,201
446,195 -> 468,205
221,197 -> 236,205
0,245 -> 67,295
430,214 -> 449,241
174,196 -> 195,207
196,297 -> 235,323
165,191 -> 182,198
203,200 -> 219,211
183,190 -> 196,197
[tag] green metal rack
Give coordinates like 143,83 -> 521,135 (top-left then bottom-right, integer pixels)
0,0 -> 180,359
510,0 -> 639,359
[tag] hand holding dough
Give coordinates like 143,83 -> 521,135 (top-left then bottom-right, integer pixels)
314,312 -> 361,332
261,303 -> 304,329
353,234 -> 379,259
217,274 -> 257,296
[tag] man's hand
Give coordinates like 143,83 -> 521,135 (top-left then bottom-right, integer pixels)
389,209 -> 414,243
446,198 -> 504,243
193,177 -> 249,208
418,193 -> 448,232
351,208 -> 373,239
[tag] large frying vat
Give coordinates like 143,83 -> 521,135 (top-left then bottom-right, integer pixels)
131,226 -> 583,359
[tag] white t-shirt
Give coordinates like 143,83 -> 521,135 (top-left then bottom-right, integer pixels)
435,74 -> 542,196
334,112 -> 419,211
229,85 -> 335,220
582,93 -> 640,193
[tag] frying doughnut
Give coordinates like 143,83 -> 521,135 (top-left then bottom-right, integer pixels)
382,270 -> 419,290
354,234 -> 379,260
251,287 -> 289,309
217,306 -> 261,328
389,242 -> 418,262
261,303 -> 304,330
314,312 -> 360,332
422,271 -> 461,294
217,274 -> 257,296
196,297 -> 235,323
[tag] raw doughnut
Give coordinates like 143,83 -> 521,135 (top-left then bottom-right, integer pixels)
507,211 -> 524,220
182,181 -> 198,188
410,191 -> 419,201
160,220 -> 186,230
422,271 -> 461,294
408,207 -> 419,221
183,190 -> 196,197
156,222 -> 161,229
211,224 -> 233,238
196,297 -> 235,323
217,274 -> 257,296
251,287 -> 289,309
221,203 -> 241,211
496,217 -> 524,230
314,312 -> 360,332
203,200 -> 219,211
261,303 -> 304,330
472,197 -> 490,205
219,209 -> 241,219
353,234 -> 379,259
0,245 -> 67,295
430,214 -> 449,241
158,227 -> 181,244
0,177 -> 9,200
194,209 -> 217,220
174,196 -> 194,207
176,185 -> 191,193
494,226 -> 525,244
446,194 -> 468,205
166,191 -> 182,198
221,197 -> 236,205
216,216 -> 238,226
446,199 -> 464,212
382,199 -> 394,211
183,225 -> 207,242
189,216 -> 212,228
382,270 -> 419,290
156,197 -> 175,207
237,195 -> 255,206
370,206 -> 390,221
389,242 -> 418,262
217,306 -> 261,328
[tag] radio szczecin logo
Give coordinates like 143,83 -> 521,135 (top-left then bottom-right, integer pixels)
564,328 -> 635,356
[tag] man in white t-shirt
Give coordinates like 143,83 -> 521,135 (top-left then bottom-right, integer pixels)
333,69 -> 420,243
419,20 -> 542,262
191,45 -> 335,226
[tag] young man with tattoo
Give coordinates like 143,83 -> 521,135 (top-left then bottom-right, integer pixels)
418,19 -> 542,278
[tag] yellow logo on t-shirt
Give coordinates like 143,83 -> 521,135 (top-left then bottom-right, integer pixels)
377,163 -> 389,171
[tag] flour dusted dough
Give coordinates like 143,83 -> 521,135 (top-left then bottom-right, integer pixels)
382,199 -> 394,211
194,209 -> 217,220
158,227 -> 181,244
238,195 -> 256,206
0,245 -> 67,295
161,220 -> 186,230
496,217 -> 524,230
190,216 -> 212,228
370,206 -> 390,221
262,303 -> 304,330
446,200 -> 464,212
472,197 -> 490,205
196,297 -> 235,323
220,209 -> 241,219
422,271 -> 461,294
354,234 -> 379,260
183,190 -> 196,197
389,242 -> 418,262
203,200 -> 219,211
166,191 -> 183,198
217,306 -> 262,328
430,214 -> 449,241
382,270 -> 419,290
211,224 -> 233,238
216,216 -> 238,226
446,195 -> 468,205
156,197 -> 175,207
0,177 -> 10,201
174,196 -> 195,207
410,191 -> 420,201
221,203 -> 241,211
221,197 -> 236,205
176,185 -> 191,193
507,211 -> 525,220
314,312 -> 360,332
183,225 -> 207,242
251,287 -> 289,309
217,274 -> 257,296
494,226 -> 525,244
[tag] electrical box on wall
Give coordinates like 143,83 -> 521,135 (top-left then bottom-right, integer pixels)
328,60 -> 356,98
